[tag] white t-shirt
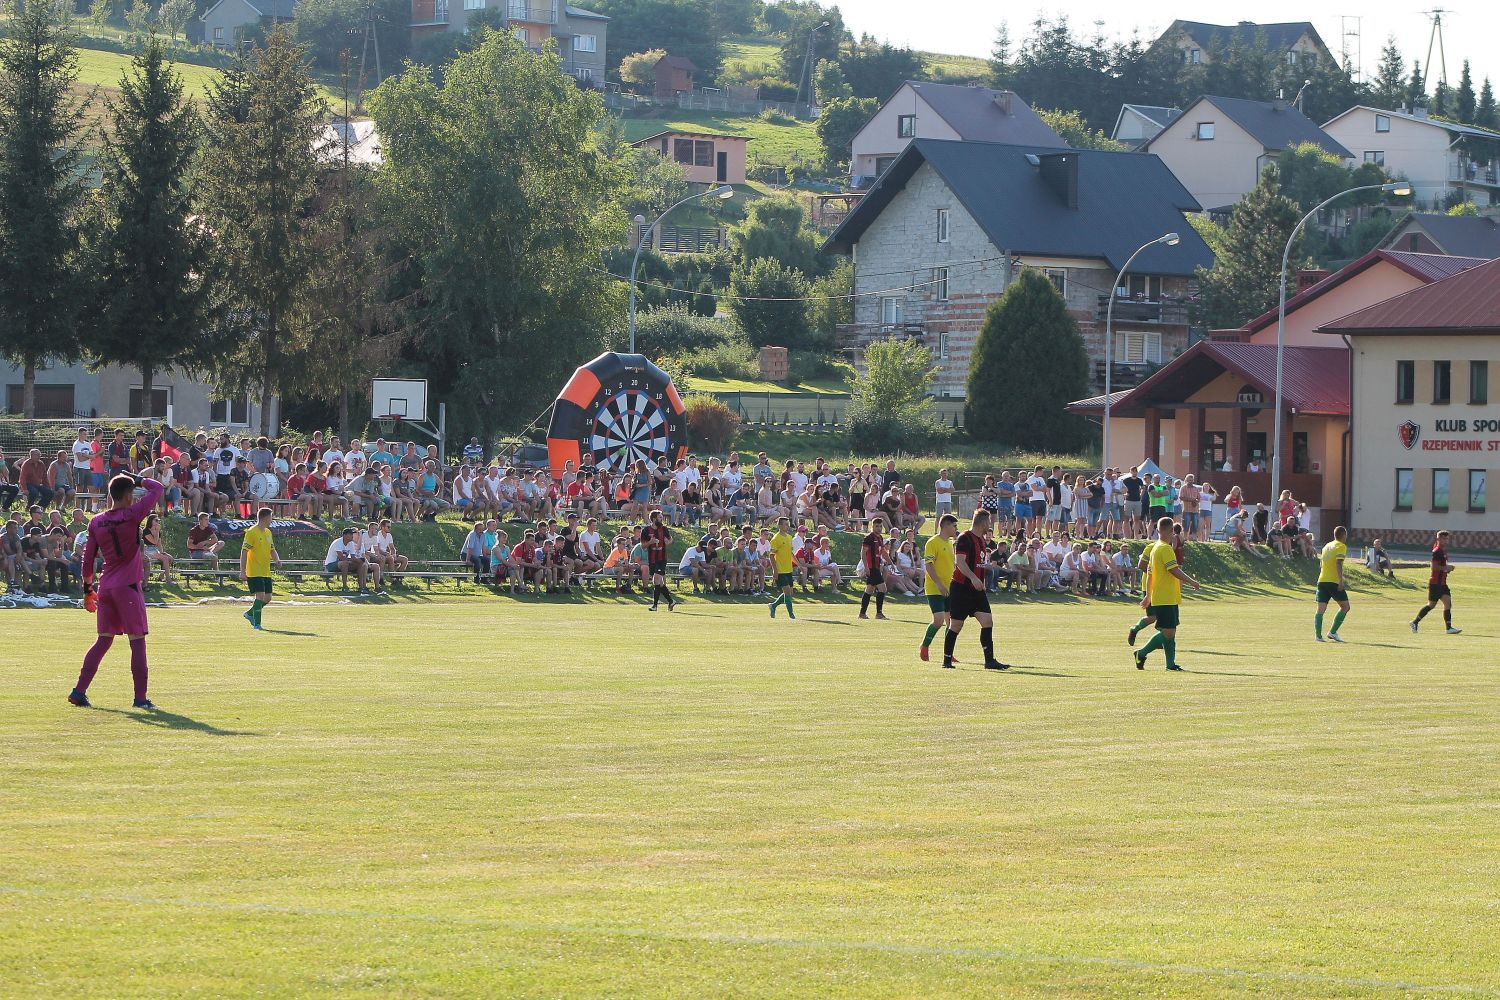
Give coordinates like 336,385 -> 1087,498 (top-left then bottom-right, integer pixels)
818,472 -> 838,489
1027,475 -> 1047,501
326,538 -> 358,562
1102,478 -> 1115,501
672,468 -> 692,492
579,530 -> 601,556
721,468 -> 743,491
324,449 -> 345,467
72,439 -> 94,471
935,477 -> 953,503
213,445 -> 240,476
1199,490 -> 1214,514
365,530 -> 388,553
1044,540 -> 1069,563
788,471 -> 809,494
678,547 -> 705,572
1058,484 -> 1073,508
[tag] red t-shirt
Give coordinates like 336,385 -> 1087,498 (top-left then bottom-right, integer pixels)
861,532 -> 884,572
308,473 -> 328,493
643,524 -> 670,557
1430,544 -> 1449,586
951,530 -> 984,592
287,474 -> 307,496
515,541 -> 536,564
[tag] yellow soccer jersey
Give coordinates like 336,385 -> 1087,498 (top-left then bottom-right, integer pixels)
1147,540 -> 1181,607
923,534 -> 955,596
243,525 -> 275,577
1318,540 -> 1347,584
770,532 -> 796,574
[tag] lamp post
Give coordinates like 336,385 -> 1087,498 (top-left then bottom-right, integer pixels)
627,184 -> 734,353
1103,232 -> 1180,473
1269,180 -> 1411,507
796,20 -> 830,113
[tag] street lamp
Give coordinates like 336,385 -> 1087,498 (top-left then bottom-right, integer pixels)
1103,231 -> 1180,473
1269,180 -> 1411,507
628,184 -> 734,353
796,20 -> 831,112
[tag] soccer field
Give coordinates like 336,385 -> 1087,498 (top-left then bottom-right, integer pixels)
4,569 -> 1499,998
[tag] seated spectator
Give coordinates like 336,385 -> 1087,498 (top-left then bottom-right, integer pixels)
47,450 -> 76,511
187,513 -> 224,566
1367,538 -> 1393,577
417,461 -> 449,521
811,537 -> 842,590
141,513 -> 174,585
451,465 -> 479,522
1226,509 -> 1264,557
44,525 -> 75,592
490,529 -> 516,592
460,520 -> 489,582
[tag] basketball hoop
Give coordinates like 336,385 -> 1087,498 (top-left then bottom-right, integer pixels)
375,414 -> 401,437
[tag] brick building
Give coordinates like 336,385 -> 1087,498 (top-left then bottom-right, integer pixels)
823,139 -> 1215,398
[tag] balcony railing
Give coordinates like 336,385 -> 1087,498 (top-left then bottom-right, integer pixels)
507,1 -> 557,23
836,322 -> 925,350
410,0 -> 448,23
1450,159 -> 1500,184
1095,295 -> 1190,326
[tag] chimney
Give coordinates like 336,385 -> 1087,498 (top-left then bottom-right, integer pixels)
1272,96 -> 1288,112
1413,104 -> 1430,119
1036,152 -> 1079,209
992,91 -> 1013,115
1295,269 -> 1331,293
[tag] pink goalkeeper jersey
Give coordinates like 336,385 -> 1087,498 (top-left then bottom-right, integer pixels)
83,478 -> 163,591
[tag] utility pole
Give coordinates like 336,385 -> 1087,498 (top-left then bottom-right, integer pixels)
1420,9 -> 1450,93
354,1 -> 384,115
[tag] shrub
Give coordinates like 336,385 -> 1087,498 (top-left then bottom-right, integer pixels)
759,107 -> 792,125
728,257 -> 811,349
681,335 -> 758,379
685,393 -> 742,452
846,338 -> 949,455
625,303 -> 731,356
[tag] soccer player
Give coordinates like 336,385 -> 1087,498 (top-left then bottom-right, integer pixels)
68,472 -> 164,709
1314,525 -> 1350,642
767,516 -> 797,620
858,515 -> 888,620
919,513 -> 957,662
944,509 -> 1007,671
241,506 -> 281,631
1134,516 -> 1201,671
643,509 -> 675,611
1411,529 -> 1461,634
1126,539 -> 1159,647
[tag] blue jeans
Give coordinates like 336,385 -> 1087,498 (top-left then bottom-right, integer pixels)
27,484 -> 54,506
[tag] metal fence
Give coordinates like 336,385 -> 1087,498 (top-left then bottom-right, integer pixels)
712,392 -> 965,430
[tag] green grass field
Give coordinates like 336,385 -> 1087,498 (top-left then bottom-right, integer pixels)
3,559 -> 1499,997
74,45 -> 225,98
615,108 -> 822,169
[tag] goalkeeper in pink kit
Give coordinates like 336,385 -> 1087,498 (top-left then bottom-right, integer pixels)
69,473 -> 163,710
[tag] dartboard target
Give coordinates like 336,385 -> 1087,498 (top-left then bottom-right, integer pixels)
547,353 -> 688,478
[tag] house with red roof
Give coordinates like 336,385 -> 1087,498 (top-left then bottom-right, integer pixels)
1066,249 -> 1488,513
1316,256 -> 1500,547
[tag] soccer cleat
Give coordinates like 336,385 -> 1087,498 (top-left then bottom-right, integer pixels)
243,609 -> 256,627
1409,620 -> 1419,633
1165,664 -> 1184,671
1134,652 -> 1146,670
132,699 -> 157,710
875,613 -> 888,621
1127,626 -> 1138,647
1446,627 -> 1463,635
769,601 -> 777,619
786,607 -> 794,620
648,604 -> 657,611
67,689 -> 90,708
918,646 -> 929,662
1315,635 -> 1325,642
858,613 -> 868,620
1328,633 -> 1344,643
983,659 -> 1010,671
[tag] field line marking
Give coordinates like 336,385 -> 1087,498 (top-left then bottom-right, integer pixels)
0,884 -> 1493,995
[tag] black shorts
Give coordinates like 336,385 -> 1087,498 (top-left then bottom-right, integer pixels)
1427,583 -> 1451,603
247,576 -> 273,595
1029,499 -> 1046,518
1147,604 -> 1180,630
1316,581 -> 1348,604
648,558 -> 667,577
948,585 -> 990,621
864,567 -> 883,586
216,474 -> 234,493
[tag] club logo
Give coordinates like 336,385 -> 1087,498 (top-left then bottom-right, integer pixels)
1398,420 -> 1421,450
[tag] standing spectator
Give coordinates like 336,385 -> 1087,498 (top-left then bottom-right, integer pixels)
1120,466 -> 1144,539
462,436 -> 485,465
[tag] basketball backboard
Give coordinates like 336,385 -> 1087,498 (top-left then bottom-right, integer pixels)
371,378 -> 428,422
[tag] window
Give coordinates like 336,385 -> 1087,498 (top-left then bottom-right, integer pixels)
897,114 -> 915,138
573,33 -> 596,52
880,296 -> 903,326
1395,468 -> 1414,510
1375,113 -> 1391,133
464,0 -> 483,10
128,387 -> 171,419
1431,469 -> 1450,512
512,26 -> 528,43
1117,274 -> 1163,300
1395,360 -> 1414,403
5,383 -> 74,418
1434,360 -> 1451,403
1286,51 -> 1299,66
938,332 -> 950,361
1188,48 -> 1201,64
210,396 -> 251,426
1469,470 -> 1488,512
1044,268 -> 1067,296
1114,331 -> 1162,365
672,138 -> 714,166
576,67 -> 592,81
212,26 -> 224,40
1195,121 -> 1215,140
874,155 -> 895,175
933,267 -> 949,301
936,208 -> 950,243
1470,360 -> 1488,404
1364,150 -> 1385,166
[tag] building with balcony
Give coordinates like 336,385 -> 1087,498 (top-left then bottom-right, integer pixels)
823,139 -> 1215,399
410,0 -> 607,86
846,81 -> 1065,185
1379,212 -> 1500,258
1141,95 -> 1352,214
1322,106 -> 1500,211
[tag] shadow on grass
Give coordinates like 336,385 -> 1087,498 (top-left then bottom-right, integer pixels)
257,628 -> 319,637
95,707 -> 259,736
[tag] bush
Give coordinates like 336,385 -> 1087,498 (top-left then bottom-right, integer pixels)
681,335 -> 758,379
624,303 -> 731,356
728,257 -> 811,349
759,107 -> 793,125
652,354 -> 694,394
846,339 -> 950,455
685,393 -> 742,452
750,76 -> 798,101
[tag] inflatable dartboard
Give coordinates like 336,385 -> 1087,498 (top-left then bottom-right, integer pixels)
546,352 -> 688,478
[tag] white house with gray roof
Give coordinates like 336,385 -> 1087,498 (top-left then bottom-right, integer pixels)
199,0 -> 295,47
846,81 -> 1065,185
1322,106 -> 1500,211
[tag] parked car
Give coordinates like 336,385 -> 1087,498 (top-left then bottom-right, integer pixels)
501,443 -> 552,474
